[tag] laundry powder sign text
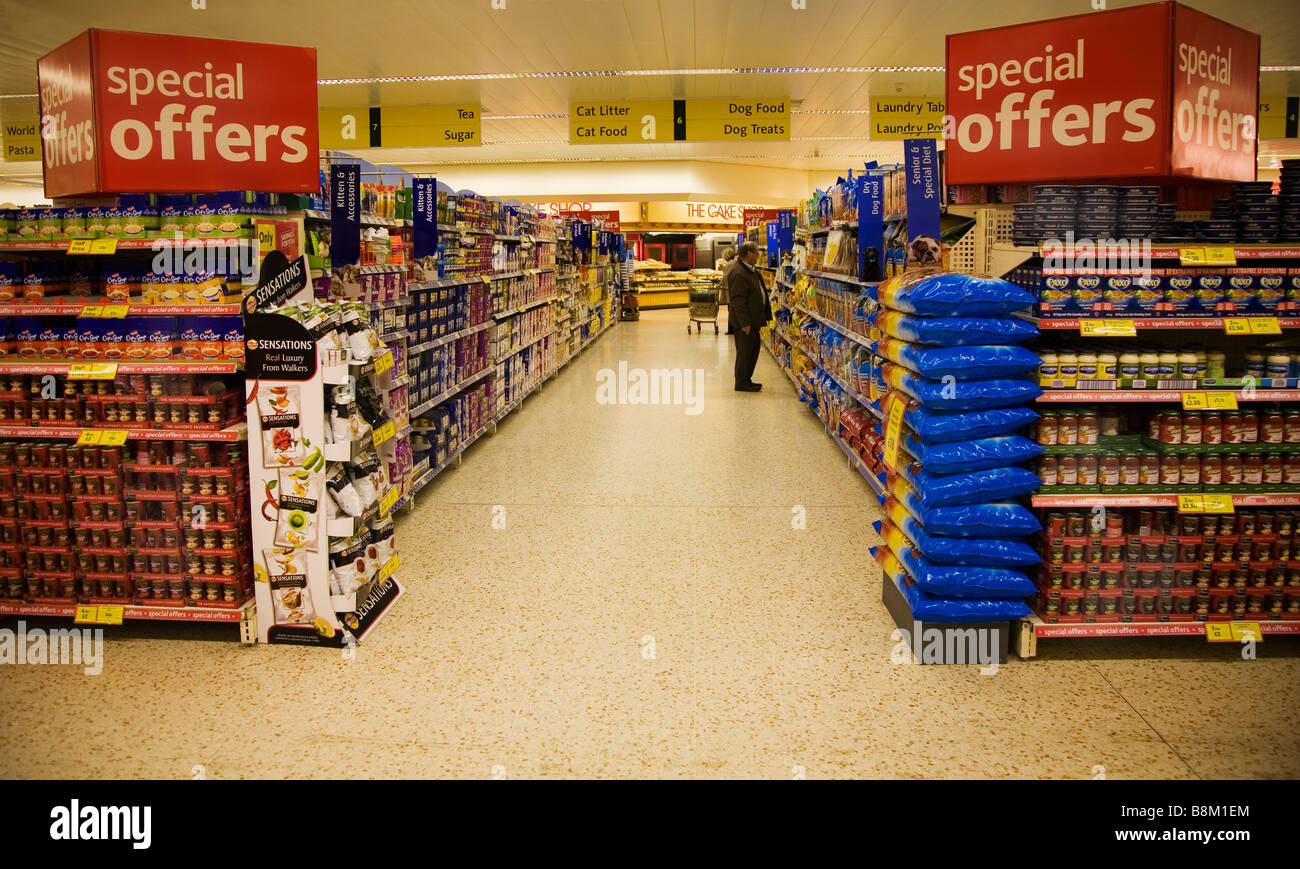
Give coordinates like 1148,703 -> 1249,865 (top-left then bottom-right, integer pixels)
945,2 -> 1258,184
38,29 -> 319,197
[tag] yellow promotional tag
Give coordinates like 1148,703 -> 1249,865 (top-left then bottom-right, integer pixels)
883,399 -> 905,471
76,430 -> 104,445
79,305 -> 103,318
256,223 -> 276,256
1181,392 -> 1207,410
1248,317 -> 1282,335
90,238 -> 118,254
99,430 -> 128,446
67,239 -> 93,254
372,420 -> 395,448
1203,247 -> 1236,265
100,304 -> 129,318
74,605 -> 99,624
1080,319 -> 1136,337
95,605 -> 124,625
1205,391 -> 1238,410
1230,622 -> 1262,643
379,486 -> 400,516
378,554 -> 400,582
1177,494 -> 1205,513
1178,247 -> 1207,266
1205,623 -> 1235,643
1223,318 -> 1251,335
373,351 -> 394,376
1200,494 -> 1234,514
68,363 -> 118,380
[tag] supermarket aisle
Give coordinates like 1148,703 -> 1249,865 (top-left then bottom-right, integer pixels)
2,308 -> 1298,779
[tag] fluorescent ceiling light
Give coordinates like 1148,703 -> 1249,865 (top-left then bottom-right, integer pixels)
318,66 -> 945,85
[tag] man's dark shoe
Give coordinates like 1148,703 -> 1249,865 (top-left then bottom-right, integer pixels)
749,382 -> 763,389
735,383 -> 761,392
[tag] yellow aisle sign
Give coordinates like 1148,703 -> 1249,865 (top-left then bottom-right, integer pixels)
318,105 -> 481,149
1258,96 -> 1287,139
570,100 -> 675,143
870,97 -> 946,139
1,97 -> 39,161
380,105 -> 480,147
686,99 -> 790,141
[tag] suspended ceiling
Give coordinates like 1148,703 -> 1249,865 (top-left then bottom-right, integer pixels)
0,0 -> 1297,174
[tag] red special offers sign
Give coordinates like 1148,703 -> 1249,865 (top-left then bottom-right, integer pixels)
38,29 -> 319,197
1170,5 -> 1259,181
945,3 -> 1172,183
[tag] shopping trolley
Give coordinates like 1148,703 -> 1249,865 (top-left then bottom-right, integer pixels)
687,288 -> 719,334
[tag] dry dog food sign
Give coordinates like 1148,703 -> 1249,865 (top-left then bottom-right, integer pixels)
945,2 -> 1259,183
37,29 -> 319,196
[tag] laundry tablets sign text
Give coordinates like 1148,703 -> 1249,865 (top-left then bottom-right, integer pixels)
37,29 -> 319,197
944,1 -> 1258,183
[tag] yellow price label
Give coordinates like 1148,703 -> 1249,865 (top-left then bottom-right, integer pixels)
257,223 -> 276,255
1177,495 -> 1205,513
90,238 -> 118,255
1204,247 -> 1236,265
74,605 -> 123,625
378,553 -> 400,582
883,399 -> 905,471
1224,318 -> 1251,335
100,304 -> 129,318
99,430 -> 128,446
76,430 -> 103,445
1179,247 -> 1207,265
1205,391 -> 1238,410
95,604 -> 123,625
1248,317 -> 1282,335
372,420 -> 395,448
68,363 -> 118,380
1205,623 -> 1235,642
1080,319 -> 1136,337
373,351 -> 394,376
66,239 -> 93,254
1230,622 -> 1262,643
1181,392 -> 1207,410
79,305 -> 103,318
1201,494 -> 1234,513
379,486 -> 400,516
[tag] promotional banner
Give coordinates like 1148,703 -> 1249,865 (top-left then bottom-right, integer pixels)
946,3 -> 1171,183
244,313 -> 336,645
857,175 -> 885,283
38,29 -> 319,196
904,139 -> 942,245
1169,4 -> 1259,181
330,165 -> 361,271
765,220 -> 778,264
412,177 -> 439,260
777,209 -> 795,258
245,250 -> 312,313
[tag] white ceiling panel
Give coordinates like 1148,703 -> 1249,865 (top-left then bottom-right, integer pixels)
0,0 -> 1295,175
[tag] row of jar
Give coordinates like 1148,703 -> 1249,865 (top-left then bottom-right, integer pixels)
1037,451 -> 1300,487
1033,408 -> 1300,446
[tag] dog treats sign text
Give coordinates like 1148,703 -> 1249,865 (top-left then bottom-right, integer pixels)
945,2 -> 1258,183
38,29 -> 319,196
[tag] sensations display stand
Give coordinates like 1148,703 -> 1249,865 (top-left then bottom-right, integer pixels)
243,253 -> 402,646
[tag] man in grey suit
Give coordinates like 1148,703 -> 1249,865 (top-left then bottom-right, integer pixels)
725,242 -> 770,392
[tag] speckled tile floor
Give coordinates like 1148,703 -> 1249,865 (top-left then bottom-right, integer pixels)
1,308 -> 1297,779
